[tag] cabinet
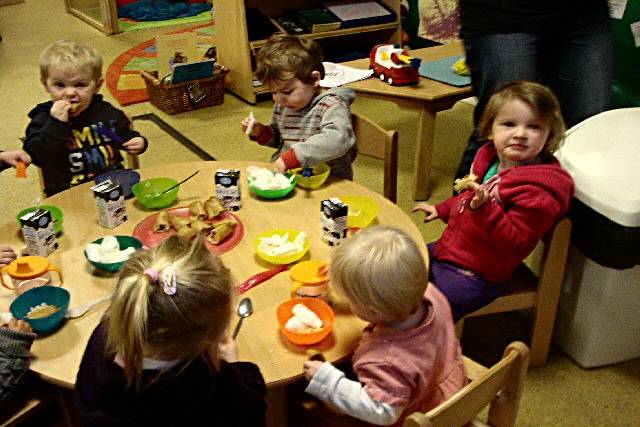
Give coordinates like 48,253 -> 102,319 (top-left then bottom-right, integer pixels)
213,0 -> 401,104
64,0 -> 119,35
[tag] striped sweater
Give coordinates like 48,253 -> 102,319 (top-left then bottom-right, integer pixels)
253,87 -> 356,179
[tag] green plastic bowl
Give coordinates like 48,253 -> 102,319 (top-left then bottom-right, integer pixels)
249,174 -> 296,199
16,205 -> 64,235
10,286 -> 70,334
132,177 -> 179,209
293,163 -> 331,190
84,235 -> 143,273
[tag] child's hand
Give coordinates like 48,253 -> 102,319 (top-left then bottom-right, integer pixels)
0,245 -> 16,268
467,181 -> 490,210
241,114 -> 260,138
122,137 -> 145,155
7,317 -> 33,334
50,100 -> 73,122
0,150 -> 31,168
218,334 -> 239,363
412,203 -> 439,222
273,157 -> 286,173
303,360 -> 324,381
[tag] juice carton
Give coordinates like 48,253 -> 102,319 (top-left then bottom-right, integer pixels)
91,179 -> 127,229
19,209 -> 59,256
215,169 -> 241,211
321,198 -> 348,246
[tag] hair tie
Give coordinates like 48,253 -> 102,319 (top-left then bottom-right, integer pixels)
160,265 -> 177,296
144,268 -> 159,283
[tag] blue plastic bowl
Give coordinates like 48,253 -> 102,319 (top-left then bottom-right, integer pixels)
95,169 -> 140,199
10,286 -> 70,334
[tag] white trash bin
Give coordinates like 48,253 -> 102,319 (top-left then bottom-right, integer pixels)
553,108 -> 640,368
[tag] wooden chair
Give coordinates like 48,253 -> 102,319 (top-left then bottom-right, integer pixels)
404,341 -> 530,427
351,113 -> 399,202
0,378 -> 74,427
455,218 -> 572,367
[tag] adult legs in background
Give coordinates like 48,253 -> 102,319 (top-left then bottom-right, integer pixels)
541,19 -> 613,128
454,32 -> 540,180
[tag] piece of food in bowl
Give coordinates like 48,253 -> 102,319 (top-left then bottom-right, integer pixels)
85,236 -> 137,264
27,302 -> 60,319
290,303 -> 323,329
257,231 -> 307,256
247,166 -> 293,190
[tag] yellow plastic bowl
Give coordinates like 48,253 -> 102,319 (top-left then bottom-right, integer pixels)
340,195 -> 380,229
293,163 -> 331,190
254,229 -> 310,265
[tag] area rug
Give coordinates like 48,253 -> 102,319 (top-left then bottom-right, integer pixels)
118,10 -> 212,32
106,23 -> 215,106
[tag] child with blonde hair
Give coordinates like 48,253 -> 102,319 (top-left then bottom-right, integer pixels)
303,225 -> 466,426
413,81 -> 575,321
241,34 -> 356,179
75,236 -> 266,425
24,40 -> 147,196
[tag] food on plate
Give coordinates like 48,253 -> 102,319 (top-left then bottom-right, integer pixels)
27,303 -> 60,319
189,200 -> 207,220
257,232 -> 307,256
204,196 -> 225,219
176,224 -> 198,239
207,219 -> 237,244
85,236 -> 137,264
190,219 -> 213,234
168,215 -> 190,231
153,211 -> 171,233
247,166 -> 293,190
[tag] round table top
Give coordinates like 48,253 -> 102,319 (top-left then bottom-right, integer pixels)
0,161 -> 428,389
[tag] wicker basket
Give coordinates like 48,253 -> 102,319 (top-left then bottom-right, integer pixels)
141,65 -> 229,115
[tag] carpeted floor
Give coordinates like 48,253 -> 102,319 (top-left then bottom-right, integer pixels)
1,1 -> 640,425
106,23 -> 215,106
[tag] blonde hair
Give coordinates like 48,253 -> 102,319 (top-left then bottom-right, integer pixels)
106,236 -> 233,389
255,34 -> 324,84
330,225 -> 428,322
479,81 -> 566,162
39,40 -> 103,82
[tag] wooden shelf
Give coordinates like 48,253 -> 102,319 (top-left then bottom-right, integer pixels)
214,0 -> 401,104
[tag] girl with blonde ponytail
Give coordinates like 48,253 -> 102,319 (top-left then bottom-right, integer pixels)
75,236 -> 266,426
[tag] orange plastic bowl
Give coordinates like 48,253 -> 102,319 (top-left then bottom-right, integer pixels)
277,297 -> 335,346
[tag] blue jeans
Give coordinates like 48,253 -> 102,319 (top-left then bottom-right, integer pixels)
454,20 -> 613,179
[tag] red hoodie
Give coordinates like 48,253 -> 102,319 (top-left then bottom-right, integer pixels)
433,143 -> 574,282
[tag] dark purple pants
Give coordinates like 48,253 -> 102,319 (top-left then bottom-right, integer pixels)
427,243 -> 504,323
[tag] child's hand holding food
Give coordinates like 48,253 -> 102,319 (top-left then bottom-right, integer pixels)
122,137 -> 146,155
303,360 -> 324,381
50,100 -> 75,122
273,157 -> 286,174
467,181 -> 490,210
241,112 -> 261,138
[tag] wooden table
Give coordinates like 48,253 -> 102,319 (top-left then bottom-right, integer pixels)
342,40 -> 473,200
0,161 -> 427,389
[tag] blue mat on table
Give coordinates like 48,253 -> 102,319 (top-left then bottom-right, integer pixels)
419,54 -> 471,87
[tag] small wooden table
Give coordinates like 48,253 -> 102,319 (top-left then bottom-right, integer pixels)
342,40 -> 473,200
0,161 -> 427,389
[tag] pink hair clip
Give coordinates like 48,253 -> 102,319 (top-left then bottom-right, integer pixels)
160,265 -> 177,296
144,268 -> 159,283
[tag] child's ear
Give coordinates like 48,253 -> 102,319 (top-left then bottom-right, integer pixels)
95,77 -> 104,92
311,70 -> 322,87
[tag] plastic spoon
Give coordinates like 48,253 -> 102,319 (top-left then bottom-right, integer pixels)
65,291 -> 113,319
149,171 -> 199,198
232,297 -> 253,339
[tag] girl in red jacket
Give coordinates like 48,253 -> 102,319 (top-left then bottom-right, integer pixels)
413,81 -> 574,321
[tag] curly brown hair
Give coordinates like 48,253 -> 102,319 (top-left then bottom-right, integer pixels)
255,34 -> 324,84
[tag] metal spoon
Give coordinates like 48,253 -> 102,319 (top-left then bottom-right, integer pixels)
232,297 -> 253,339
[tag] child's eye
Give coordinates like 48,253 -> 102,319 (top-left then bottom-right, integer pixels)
54,83 -> 65,88
528,123 -> 541,130
501,121 -> 515,127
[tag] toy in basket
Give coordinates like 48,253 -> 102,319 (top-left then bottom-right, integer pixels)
140,65 -> 229,115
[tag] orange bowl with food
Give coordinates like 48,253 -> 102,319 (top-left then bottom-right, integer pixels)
277,297 -> 335,345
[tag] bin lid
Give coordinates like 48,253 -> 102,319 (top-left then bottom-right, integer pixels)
555,108 -> 640,227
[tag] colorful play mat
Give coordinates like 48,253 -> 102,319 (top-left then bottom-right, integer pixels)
106,23 -> 215,106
